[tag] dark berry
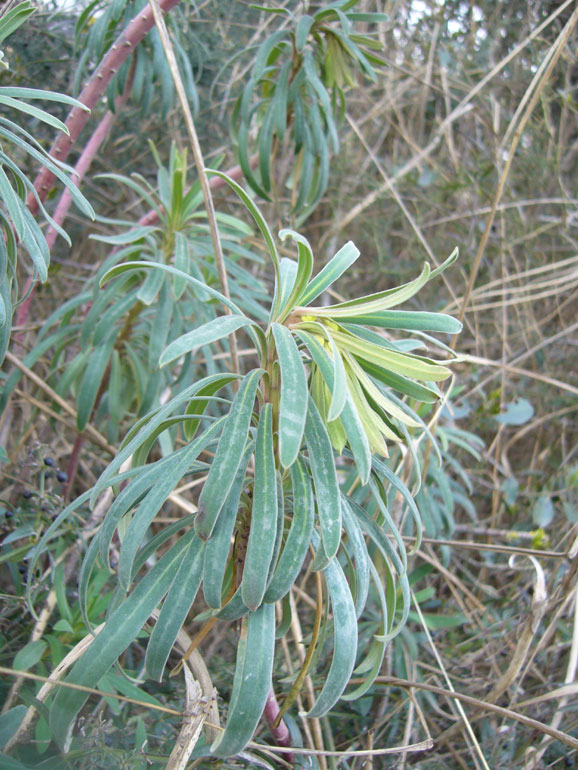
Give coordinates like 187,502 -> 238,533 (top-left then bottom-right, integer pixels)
19,564 -> 27,575
43,457 -> 56,467
56,471 -> 68,483
5,510 -> 14,518
22,490 -> 34,499
44,471 -> 52,480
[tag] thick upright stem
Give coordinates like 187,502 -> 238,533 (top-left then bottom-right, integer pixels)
27,0 -> 182,213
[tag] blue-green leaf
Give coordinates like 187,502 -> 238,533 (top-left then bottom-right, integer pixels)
196,368 -> 263,540
241,404 -> 278,610
305,398 -> 341,561
145,533 -> 205,680
160,315 -> 255,368
306,542 -> 357,717
49,529 -> 195,751
210,604 -> 275,757
272,323 -> 308,469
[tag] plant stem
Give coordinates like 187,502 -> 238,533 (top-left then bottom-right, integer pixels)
27,0 -> 182,213
148,0 -> 240,379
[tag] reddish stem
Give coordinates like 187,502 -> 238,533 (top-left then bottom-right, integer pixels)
263,687 -> 294,763
27,0 -> 182,214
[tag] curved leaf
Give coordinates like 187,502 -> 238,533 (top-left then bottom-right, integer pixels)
196,368 -> 264,541
210,604 -> 275,757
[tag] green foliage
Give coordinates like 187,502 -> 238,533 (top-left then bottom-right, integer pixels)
0,1 -> 95,362
36,180 -> 460,755
230,0 -> 387,213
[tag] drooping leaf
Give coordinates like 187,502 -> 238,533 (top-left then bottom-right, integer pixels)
196,368 -> 263,540
210,604 -> 275,757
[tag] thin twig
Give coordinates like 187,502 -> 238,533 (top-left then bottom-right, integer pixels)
148,0 -> 240,378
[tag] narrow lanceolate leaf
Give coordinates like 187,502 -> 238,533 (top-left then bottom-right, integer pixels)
309,262 -> 431,315
76,334 -> 117,431
210,604 -> 275,757
49,529 -> 195,751
327,333 -> 348,422
306,542 -> 357,718
205,170 -> 281,291
145,534 -> 205,681
159,315 -> 255,367
338,309 -> 462,334
297,330 -> 371,485
241,405 -> 277,611
264,458 -> 314,603
116,421 -> 222,590
341,498 -> 370,618
196,368 -> 264,541
331,328 -> 451,382
272,323 -> 308,469
203,445 -> 253,608
305,398 -> 341,561
298,240 -> 360,307
276,230 -> 314,321
92,375 -> 238,504
342,560 -> 387,700
184,374 -> 238,441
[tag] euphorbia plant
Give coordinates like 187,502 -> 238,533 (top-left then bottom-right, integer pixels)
33,170 -> 461,757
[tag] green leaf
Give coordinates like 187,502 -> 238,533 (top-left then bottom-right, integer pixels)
196,368 -> 264,540
205,171 -> 280,293
184,374 -> 238,441
298,241 -> 360,306
0,94 -> 69,134
311,262 -> 431,315
306,540 -> 357,717
297,329 -> 371,484
0,707 -> 26,751
341,498 -> 369,617
533,495 -> 554,527
117,422 -> 222,590
76,334 -> 117,431
264,458 -> 315,603
13,640 -> 47,671
210,604 -> 275,757
203,445 -> 253,608
342,559 -> 387,700
241,404 -> 278,610
326,333 -> 348,422
50,529 -> 194,751
272,323 -> 308,469
496,398 -> 534,426
160,315 -> 255,368
92,375 -> 237,503
145,533 -> 205,680
340,310 -> 462,334
276,230 -> 315,321
331,328 -> 451,382
305,398 -> 341,562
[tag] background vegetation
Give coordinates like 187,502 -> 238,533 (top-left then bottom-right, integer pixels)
1,0 -> 577,768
